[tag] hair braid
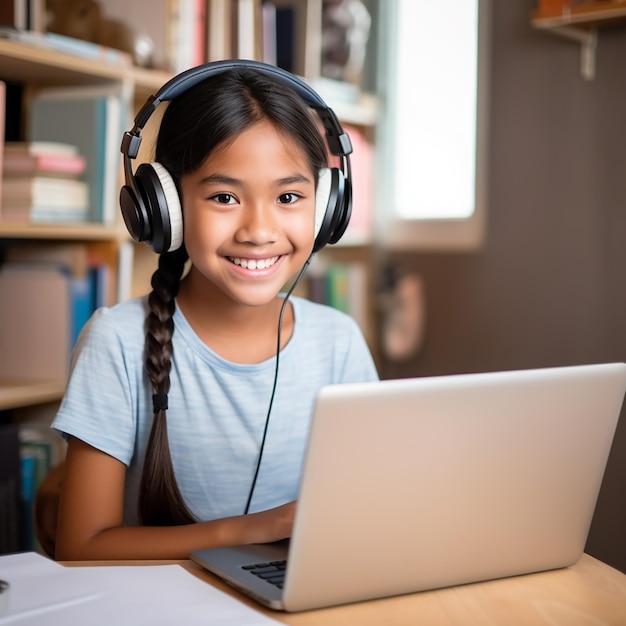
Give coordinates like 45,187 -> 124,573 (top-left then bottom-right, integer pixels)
139,246 -> 196,526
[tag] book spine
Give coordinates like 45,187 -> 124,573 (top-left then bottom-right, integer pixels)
3,153 -> 87,176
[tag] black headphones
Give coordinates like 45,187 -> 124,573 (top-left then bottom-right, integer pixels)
119,59 -> 353,255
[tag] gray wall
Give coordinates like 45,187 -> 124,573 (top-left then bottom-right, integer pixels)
378,2 -> 626,572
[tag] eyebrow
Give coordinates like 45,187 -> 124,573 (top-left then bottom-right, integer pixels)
198,173 -> 313,187
198,174 -> 240,186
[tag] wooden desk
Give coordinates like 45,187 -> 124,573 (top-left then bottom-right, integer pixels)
64,553 -> 626,625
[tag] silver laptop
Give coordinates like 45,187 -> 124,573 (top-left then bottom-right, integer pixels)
191,362 -> 626,612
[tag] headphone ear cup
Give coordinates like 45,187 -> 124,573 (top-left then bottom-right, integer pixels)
313,167 -> 351,252
150,163 -> 184,252
314,167 -> 332,245
120,178 -> 151,244
133,162 -> 184,254
329,169 -> 351,245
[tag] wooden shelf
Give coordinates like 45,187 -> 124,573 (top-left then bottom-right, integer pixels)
0,38 -> 171,100
531,1 -> 626,79
0,221 -> 127,241
0,379 -> 65,411
532,1 -> 626,28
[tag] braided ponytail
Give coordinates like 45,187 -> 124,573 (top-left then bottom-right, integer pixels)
138,246 -> 196,526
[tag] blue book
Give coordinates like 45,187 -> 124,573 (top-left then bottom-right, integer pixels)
90,263 -> 110,310
19,454 -> 37,551
69,274 -> 94,347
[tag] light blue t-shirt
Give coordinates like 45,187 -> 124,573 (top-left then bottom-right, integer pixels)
52,295 -> 379,524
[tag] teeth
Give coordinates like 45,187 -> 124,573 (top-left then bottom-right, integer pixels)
230,256 -> 279,270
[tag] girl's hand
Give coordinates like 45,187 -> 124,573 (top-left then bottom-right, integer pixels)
247,500 -> 296,544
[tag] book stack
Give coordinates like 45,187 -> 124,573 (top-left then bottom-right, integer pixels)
1,141 -> 90,223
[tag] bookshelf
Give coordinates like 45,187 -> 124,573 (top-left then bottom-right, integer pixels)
531,1 -> 626,79
0,39 -> 170,101
0,34 -> 171,412
0,379 -> 66,411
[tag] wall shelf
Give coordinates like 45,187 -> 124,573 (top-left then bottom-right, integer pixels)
0,38 -> 171,100
531,1 -> 626,80
0,379 -> 66,411
0,222 -> 127,241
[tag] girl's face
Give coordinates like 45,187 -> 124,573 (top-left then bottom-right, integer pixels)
180,120 -> 317,308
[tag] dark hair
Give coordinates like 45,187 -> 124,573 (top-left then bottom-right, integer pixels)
138,67 -> 329,526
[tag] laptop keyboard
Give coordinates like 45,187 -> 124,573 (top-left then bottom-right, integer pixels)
242,560 -> 287,588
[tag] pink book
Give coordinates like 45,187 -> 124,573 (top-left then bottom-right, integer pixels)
3,152 -> 87,177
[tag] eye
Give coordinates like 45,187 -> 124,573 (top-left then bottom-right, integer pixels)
278,192 -> 301,205
211,193 -> 237,205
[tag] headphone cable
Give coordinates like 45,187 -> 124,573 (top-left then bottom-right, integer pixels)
243,255 -> 312,515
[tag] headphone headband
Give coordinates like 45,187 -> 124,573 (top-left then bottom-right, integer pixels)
158,60 -> 328,109
126,60 -> 352,160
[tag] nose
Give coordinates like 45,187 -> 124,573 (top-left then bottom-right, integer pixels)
234,203 -> 280,245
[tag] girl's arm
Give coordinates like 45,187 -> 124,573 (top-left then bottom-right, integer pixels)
55,437 -> 295,561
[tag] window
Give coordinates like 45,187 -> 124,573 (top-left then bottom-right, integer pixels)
376,0 -> 490,250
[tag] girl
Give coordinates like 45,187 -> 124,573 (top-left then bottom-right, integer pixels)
52,62 -> 378,560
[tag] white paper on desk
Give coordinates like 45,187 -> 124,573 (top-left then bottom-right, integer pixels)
0,553 -> 281,625
0,552 -> 103,622
61,564 -> 282,625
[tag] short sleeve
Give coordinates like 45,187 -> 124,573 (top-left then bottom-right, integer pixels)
52,304 -> 145,465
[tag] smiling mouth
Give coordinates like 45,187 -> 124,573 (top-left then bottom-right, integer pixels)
228,256 -> 280,270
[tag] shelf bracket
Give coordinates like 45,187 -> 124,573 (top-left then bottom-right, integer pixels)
550,26 -> 598,80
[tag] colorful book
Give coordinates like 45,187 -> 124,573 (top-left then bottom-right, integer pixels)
325,263 -> 352,314
2,176 -> 89,206
4,141 -> 80,157
19,453 -> 37,551
340,124 -> 374,244
303,260 -> 368,334
1,175 -> 90,222
3,147 -> 87,178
